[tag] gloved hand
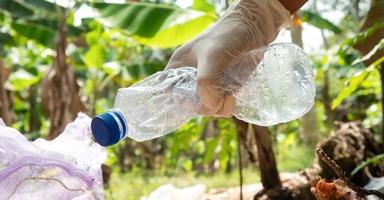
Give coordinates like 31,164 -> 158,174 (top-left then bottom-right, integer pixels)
166,0 -> 290,117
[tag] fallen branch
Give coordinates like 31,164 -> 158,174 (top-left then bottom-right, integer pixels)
317,148 -> 384,199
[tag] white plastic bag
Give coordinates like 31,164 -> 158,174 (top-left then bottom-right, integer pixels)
0,113 -> 106,200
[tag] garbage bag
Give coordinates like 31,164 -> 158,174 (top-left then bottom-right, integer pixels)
0,113 -> 106,200
365,177 -> 384,200
141,184 -> 206,200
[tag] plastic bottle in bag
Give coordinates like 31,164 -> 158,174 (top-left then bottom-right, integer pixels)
0,113 -> 106,199
91,43 -> 316,146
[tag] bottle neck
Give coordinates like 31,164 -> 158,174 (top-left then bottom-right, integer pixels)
110,110 -> 128,140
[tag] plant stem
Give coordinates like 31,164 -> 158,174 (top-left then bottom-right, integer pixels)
317,148 -> 384,199
380,64 -> 384,145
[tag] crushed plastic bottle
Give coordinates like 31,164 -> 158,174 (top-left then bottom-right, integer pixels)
91,43 -> 316,146
0,113 -> 106,200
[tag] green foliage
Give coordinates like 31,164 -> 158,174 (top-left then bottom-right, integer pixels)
0,0 -> 215,65
340,23 -> 384,49
27,19 -> 84,37
0,0 -> 33,18
23,0 -> 61,13
301,10 -> 342,34
92,2 -> 216,48
217,118 -> 237,172
11,22 -> 56,46
8,69 -> 42,91
134,14 -> 215,48
193,0 -> 215,13
0,32 -> 13,46
106,169 -> 260,200
351,154 -> 384,176
352,38 -> 384,65
332,56 -> 384,109
84,44 -> 107,69
2,0 -> 384,197
92,2 -> 176,37
204,137 -> 219,163
276,133 -> 315,172
332,64 -> 375,109
161,117 -> 237,173
0,0 -> 79,48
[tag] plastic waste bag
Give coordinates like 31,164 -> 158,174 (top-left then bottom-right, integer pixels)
141,184 -> 206,200
0,113 -> 106,200
365,177 -> 384,200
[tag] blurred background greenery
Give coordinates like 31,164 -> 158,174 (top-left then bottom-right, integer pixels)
0,0 -> 383,199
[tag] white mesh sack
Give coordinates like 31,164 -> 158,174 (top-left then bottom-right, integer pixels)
0,113 -> 106,200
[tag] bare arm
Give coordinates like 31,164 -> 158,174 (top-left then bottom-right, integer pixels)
278,0 -> 308,14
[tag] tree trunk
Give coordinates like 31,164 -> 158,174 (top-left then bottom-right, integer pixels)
0,59 -> 12,125
322,69 -> 334,128
234,118 -> 285,199
41,13 -> 86,139
252,125 -> 281,190
234,118 -> 257,165
353,0 -> 384,144
291,12 -> 321,146
28,84 -> 41,133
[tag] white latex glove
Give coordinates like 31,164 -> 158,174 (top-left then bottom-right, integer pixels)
166,0 -> 290,117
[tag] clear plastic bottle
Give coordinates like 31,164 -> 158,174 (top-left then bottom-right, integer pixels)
91,43 -> 316,146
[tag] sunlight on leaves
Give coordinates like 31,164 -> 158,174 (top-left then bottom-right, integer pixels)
84,44 -> 107,68
301,10 -> 342,34
8,69 -> 41,91
92,2 -> 216,48
332,56 -> 384,109
135,13 -> 215,48
193,0 -> 215,14
352,38 -> 384,65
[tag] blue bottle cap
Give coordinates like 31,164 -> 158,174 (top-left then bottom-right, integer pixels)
91,110 -> 127,146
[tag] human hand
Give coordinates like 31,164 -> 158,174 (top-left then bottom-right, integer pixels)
166,0 -> 290,117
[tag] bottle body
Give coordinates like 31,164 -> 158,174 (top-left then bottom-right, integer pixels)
232,43 -> 316,126
114,67 -> 200,141
91,43 -> 316,145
